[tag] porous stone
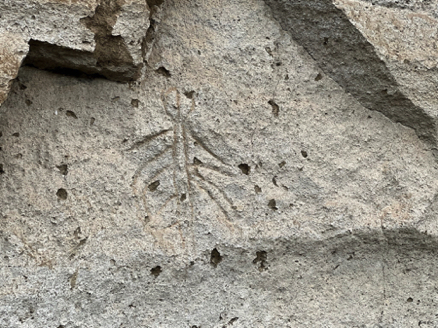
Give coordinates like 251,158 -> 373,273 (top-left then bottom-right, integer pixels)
263,0 -> 438,147
0,33 -> 29,106
1,0 -> 438,327
0,0 -> 150,83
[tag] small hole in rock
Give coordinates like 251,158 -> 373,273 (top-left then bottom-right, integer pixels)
210,248 -> 222,267
25,99 -> 32,106
90,117 -> 95,125
301,150 -> 308,158
157,66 -> 171,78
323,37 -> 329,45
193,157 -> 203,165
275,62 -> 282,66
268,199 -> 278,210
148,180 -> 160,192
180,193 -> 187,201
279,161 -> 286,168
57,164 -> 68,176
254,185 -> 262,193
272,176 -> 278,186
184,91 -> 195,99
253,251 -> 268,271
66,111 -> 78,119
56,188 -> 68,200
268,100 -> 279,117
131,99 -> 140,107
0,164 -> 4,174
407,297 -> 413,303
315,73 -> 323,81
12,132 -> 19,137
229,317 -> 239,324
238,164 -> 250,175
151,266 -> 162,277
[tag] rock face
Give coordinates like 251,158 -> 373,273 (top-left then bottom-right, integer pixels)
263,0 -> 438,147
1,0 -> 438,327
0,33 -> 29,105
0,0 -> 150,88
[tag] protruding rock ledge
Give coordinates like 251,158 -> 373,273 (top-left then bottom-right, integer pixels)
0,0 -> 151,106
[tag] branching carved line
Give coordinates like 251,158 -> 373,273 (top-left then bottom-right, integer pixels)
132,145 -> 172,185
189,162 -> 234,177
192,177 -> 235,232
129,87 -> 240,251
191,135 -> 228,166
193,168 -> 234,207
127,129 -> 172,151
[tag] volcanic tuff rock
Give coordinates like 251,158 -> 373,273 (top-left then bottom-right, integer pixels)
0,0 -> 151,88
263,0 -> 438,148
2,0 -> 438,327
0,33 -> 29,105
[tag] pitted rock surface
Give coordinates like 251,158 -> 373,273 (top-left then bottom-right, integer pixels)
2,0 -> 438,327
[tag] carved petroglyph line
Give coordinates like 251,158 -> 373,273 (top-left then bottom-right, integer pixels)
128,87 -> 240,252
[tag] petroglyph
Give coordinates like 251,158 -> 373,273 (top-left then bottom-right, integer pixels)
127,88 -> 240,253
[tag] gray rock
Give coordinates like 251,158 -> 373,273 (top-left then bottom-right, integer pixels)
263,0 -> 438,147
1,0 -> 438,326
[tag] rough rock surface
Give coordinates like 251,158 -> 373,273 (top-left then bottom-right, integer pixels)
1,0 -> 438,327
264,0 -> 438,147
0,0 -> 150,85
0,33 -> 29,105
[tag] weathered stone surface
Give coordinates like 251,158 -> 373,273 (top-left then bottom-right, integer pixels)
263,0 -> 438,147
0,0 -> 150,83
1,0 -> 438,327
0,33 -> 29,106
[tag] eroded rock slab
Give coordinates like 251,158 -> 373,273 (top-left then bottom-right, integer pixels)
263,0 -> 438,147
0,0 -> 150,83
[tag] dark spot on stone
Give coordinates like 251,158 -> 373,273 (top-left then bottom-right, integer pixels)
148,180 -> 160,192
268,199 -> 278,210
131,99 -> 140,107
57,164 -> 68,176
151,266 -> 162,277
66,110 -> 78,119
238,163 -> 250,175
210,248 -> 222,267
156,66 -> 171,78
253,251 -> 268,271
315,73 -> 323,81
268,100 -> 279,117
184,91 -> 195,99
56,188 -> 68,200
301,150 -> 308,158
254,185 -> 262,193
